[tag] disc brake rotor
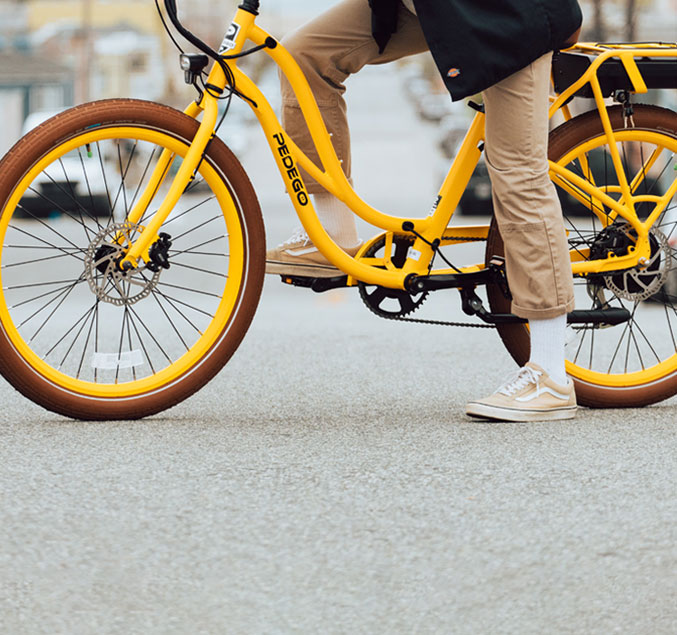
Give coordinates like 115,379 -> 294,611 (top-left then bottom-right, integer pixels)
602,225 -> 671,301
84,222 -> 161,306
358,235 -> 428,318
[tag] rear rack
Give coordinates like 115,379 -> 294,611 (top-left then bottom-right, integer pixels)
553,42 -> 677,99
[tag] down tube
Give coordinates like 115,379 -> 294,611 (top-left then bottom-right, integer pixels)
231,69 -> 413,288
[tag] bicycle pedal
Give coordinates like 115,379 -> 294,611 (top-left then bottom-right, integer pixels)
280,275 -> 314,288
279,275 -> 348,293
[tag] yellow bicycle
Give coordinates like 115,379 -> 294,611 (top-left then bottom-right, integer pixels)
0,0 -> 675,419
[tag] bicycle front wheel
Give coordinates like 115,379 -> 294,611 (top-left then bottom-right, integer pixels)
0,99 -> 265,420
486,104 -> 677,407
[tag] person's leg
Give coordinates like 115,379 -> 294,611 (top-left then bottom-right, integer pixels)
267,0 -> 428,276
466,52 -> 576,422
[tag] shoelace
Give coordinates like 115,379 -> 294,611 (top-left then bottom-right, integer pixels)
496,366 -> 543,397
281,228 -> 311,248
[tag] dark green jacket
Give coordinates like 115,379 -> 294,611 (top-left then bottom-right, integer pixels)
370,0 -> 583,100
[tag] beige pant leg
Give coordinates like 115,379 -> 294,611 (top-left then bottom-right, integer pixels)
483,52 -> 575,320
280,0 -> 428,193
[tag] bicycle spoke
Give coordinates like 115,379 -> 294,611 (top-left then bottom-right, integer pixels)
155,280 -> 222,299
571,324 -> 587,366
114,307 -> 129,384
96,141 -> 114,218
110,140 -> 135,218
25,275 -> 85,340
126,308 -> 138,382
169,260 -> 229,278
149,288 -> 210,333
127,145 -> 158,213
5,277 -> 85,292
49,304 -> 98,368
9,212 -> 85,258
8,279 -> 87,309
169,210 -> 222,242
150,285 -> 215,321
126,308 -> 157,376
128,304 -> 174,365
147,290 -> 190,352
168,234 -> 228,257
606,319 -> 629,374
56,156 -> 98,240
630,315 -> 664,365
622,303 -> 642,373
2,250 -> 82,269
77,146 -> 105,233
28,171 -> 98,237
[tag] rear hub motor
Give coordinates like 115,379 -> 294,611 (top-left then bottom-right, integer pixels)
589,223 -> 671,301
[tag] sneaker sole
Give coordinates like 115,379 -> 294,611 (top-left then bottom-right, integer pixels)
465,402 -> 577,422
265,260 -> 343,278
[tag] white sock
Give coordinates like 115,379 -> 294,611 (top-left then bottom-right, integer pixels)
313,192 -> 360,248
528,314 -> 568,386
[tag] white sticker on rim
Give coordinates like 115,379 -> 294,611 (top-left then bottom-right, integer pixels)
91,350 -> 144,370
218,22 -> 241,54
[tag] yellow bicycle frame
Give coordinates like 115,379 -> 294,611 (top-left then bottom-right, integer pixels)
120,6 -> 677,289
550,43 -> 677,275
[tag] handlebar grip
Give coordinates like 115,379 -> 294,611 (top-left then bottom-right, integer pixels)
239,0 -> 260,13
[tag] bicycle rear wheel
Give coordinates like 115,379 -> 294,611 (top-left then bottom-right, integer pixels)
486,104 -> 677,407
0,99 -> 265,420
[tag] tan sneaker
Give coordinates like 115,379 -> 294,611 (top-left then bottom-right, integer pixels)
265,229 -> 361,278
466,362 -> 577,422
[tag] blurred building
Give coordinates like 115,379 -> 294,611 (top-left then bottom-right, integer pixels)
0,51 -> 73,154
579,0 -> 677,41
0,0 -> 674,155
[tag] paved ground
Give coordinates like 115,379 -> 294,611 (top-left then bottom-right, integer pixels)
1,64 -> 676,634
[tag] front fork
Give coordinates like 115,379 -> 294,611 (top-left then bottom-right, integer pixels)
116,99 -> 216,270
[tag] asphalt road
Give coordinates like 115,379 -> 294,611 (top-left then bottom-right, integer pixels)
1,65 -> 676,634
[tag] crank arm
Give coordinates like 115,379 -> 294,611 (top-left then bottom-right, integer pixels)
405,270 -> 495,293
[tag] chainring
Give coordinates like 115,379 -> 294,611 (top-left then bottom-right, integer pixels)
357,234 -> 429,318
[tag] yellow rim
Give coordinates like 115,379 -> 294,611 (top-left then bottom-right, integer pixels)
557,127 -> 677,387
0,125 -> 245,397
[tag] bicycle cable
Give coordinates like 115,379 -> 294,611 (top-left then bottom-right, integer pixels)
154,0 -> 185,55
401,221 -> 464,274
156,0 -> 270,106
154,0 -> 268,189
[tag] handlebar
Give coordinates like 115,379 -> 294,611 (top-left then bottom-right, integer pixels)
163,0 -> 223,62
161,0 -> 261,62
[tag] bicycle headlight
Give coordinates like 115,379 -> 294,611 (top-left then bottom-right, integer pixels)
179,54 -> 209,73
179,54 -> 210,85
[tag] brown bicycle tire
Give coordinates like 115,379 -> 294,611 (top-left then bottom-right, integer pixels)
0,99 -> 265,420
